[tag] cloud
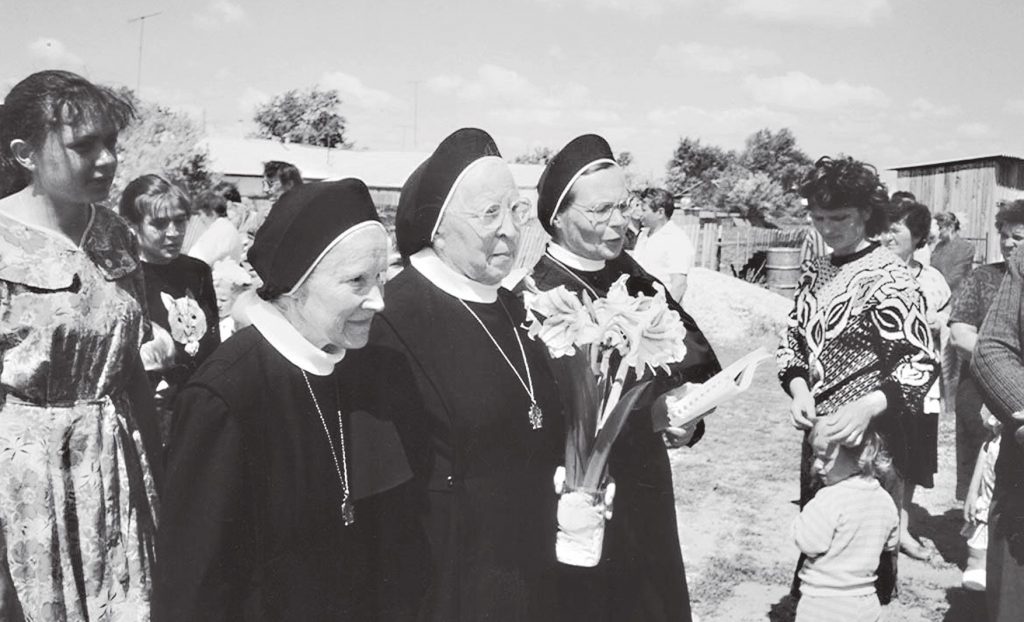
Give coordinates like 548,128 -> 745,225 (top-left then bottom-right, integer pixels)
724,0 -> 891,26
647,104 -> 797,139
319,71 -> 401,110
655,42 -> 781,73
1005,99 -> 1024,115
744,71 -> 889,110
531,0 -> 694,16
426,64 -> 618,129
28,38 -> 82,67
237,87 -> 270,114
908,97 -> 958,120
194,1 -> 246,29
956,122 -> 992,139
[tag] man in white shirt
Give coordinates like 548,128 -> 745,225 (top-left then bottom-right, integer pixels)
630,187 -> 694,300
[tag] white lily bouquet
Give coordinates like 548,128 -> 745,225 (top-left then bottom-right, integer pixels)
524,275 -> 688,566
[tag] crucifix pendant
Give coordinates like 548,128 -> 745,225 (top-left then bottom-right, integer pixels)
529,402 -> 544,430
342,500 -> 356,526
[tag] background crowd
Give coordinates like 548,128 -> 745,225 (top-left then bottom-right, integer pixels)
3,68 -> 1024,622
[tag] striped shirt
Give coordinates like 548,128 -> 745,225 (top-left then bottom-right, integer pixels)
793,476 -> 899,597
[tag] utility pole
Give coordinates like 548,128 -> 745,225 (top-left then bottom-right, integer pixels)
128,11 -> 162,92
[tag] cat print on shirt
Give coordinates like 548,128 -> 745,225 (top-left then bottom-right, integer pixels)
161,291 -> 208,356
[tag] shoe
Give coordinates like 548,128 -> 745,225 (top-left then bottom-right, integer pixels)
900,537 -> 932,561
963,567 -> 986,591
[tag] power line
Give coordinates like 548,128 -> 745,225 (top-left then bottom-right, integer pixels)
128,11 -> 163,93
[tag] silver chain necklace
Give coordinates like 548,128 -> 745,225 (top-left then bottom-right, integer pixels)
457,298 -> 544,430
301,370 -> 355,526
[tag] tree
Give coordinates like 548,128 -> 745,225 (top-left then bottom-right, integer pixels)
665,137 -> 735,207
513,146 -> 555,165
717,169 -> 787,226
112,89 -> 212,206
664,129 -> 811,223
252,86 -> 352,149
740,128 -> 812,194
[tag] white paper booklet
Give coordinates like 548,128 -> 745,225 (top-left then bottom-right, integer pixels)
665,347 -> 774,428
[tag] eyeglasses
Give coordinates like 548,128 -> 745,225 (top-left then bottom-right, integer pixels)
465,198 -> 533,231
568,200 -> 631,227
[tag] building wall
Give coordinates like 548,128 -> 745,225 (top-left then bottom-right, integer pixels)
897,161 -> 1001,262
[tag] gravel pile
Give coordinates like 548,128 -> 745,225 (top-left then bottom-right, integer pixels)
681,267 -> 794,347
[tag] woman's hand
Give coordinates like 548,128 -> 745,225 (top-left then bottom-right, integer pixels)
1013,411 -> 1024,448
822,392 -> 887,446
787,378 -> 816,430
963,487 -> 980,524
140,323 -> 177,372
663,421 -> 699,448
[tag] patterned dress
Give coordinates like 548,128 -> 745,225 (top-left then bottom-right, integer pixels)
949,262 -> 1007,499
0,206 -> 160,621
777,243 -> 939,500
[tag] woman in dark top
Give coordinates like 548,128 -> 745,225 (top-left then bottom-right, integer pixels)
122,174 -> 219,443
356,128 -> 563,621
949,199 -> 1024,499
154,179 -> 416,620
932,211 -> 976,296
532,134 -> 721,622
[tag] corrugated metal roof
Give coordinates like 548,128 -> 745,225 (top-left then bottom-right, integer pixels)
203,137 -> 545,190
889,154 -> 1024,170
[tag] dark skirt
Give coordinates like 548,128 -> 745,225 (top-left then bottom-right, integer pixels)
904,412 -> 939,489
987,486 -> 1024,621
558,423 -> 692,622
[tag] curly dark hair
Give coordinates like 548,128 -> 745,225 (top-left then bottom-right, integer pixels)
799,155 -> 889,237
995,199 -> 1024,230
0,70 -> 135,198
887,201 -> 932,249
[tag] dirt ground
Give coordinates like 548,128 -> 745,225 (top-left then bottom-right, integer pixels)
672,338 -> 981,622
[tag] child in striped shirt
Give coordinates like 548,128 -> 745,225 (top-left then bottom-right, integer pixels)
792,421 -> 900,622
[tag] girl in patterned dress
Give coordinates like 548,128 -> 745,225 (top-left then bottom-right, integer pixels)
0,71 -> 160,620
778,156 -> 939,601
793,421 -> 899,622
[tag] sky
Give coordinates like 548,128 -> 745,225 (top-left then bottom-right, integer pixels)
4,0 -> 1024,185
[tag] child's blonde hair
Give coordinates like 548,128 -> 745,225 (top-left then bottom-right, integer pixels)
810,422 -> 893,481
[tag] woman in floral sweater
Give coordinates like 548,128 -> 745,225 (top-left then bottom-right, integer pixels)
777,155 -> 939,599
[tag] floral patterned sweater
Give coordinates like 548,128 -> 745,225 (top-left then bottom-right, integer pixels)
777,243 -> 939,428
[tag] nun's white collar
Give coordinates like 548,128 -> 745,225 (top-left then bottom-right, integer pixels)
249,299 -> 345,376
547,242 -> 607,272
409,248 -> 500,303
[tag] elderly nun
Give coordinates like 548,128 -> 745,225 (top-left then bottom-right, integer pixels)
153,179 -> 414,620
351,128 -> 563,621
532,134 -> 721,622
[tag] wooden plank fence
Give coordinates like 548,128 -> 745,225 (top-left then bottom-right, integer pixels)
514,219 -> 810,274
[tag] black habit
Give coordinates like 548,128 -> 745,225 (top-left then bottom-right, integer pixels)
532,248 -> 722,622
153,326 -> 415,621
353,264 -> 564,621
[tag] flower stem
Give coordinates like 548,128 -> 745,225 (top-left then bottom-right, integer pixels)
595,361 -> 629,434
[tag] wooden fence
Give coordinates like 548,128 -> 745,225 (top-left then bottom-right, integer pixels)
514,220 -> 809,274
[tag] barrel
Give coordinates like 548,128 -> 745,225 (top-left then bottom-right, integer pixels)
765,247 -> 802,297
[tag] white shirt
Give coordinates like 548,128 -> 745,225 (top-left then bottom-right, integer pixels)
630,220 -> 694,283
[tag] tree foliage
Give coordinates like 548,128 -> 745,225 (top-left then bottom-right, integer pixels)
665,128 -> 813,224
513,146 -> 555,165
112,89 -> 212,207
252,86 -> 351,149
